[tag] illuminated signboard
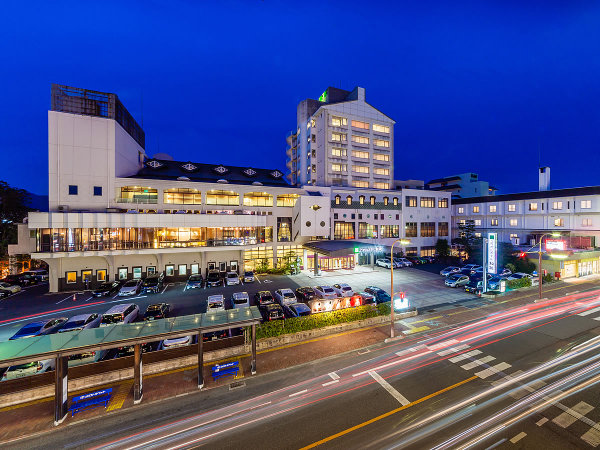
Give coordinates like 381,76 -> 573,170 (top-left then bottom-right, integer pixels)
487,232 -> 497,274
318,90 -> 328,102
358,245 -> 383,254
546,239 -> 566,251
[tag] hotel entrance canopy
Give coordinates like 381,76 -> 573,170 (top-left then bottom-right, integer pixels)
303,240 -> 385,257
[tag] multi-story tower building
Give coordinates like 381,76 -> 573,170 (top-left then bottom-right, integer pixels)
287,87 -> 395,190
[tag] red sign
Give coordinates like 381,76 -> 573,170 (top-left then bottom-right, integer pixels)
546,239 -> 566,251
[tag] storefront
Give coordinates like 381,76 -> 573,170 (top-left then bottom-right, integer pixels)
302,241 -> 385,272
534,250 -> 600,280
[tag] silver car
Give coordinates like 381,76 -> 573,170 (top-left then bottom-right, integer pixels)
2,360 -> 55,381
232,292 -> 250,309
118,279 -> 142,296
445,274 -> 470,288
207,295 -> 225,313
313,285 -> 337,299
225,271 -> 240,286
58,313 -> 101,333
160,335 -> 194,350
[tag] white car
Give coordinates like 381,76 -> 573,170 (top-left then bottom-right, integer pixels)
462,264 -> 482,272
313,285 -> 337,299
225,271 -> 240,286
395,258 -> 413,267
160,335 -> 194,350
118,279 -> 142,296
333,283 -> 354,297
274,288 -> 297,306
207,294 -> 225,313
2,360 -> 55,381
440,266 -> 461,276
376,259 -> 392,269
0,282 -> 21,294
231,292 -> 250,308
100,304 -> 139,326
242,271 -> 255,283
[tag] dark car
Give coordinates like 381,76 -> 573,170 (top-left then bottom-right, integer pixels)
259,303 -> 284,322
3,273 -> 35,286
295,287 -> 318,303
465,279 -> 484,294
9,318 -> 68,340
141,273 -> 164,294
206,271 -> 222,287
203,330 -> 230,342
405,257 -> 423,265
283,302 -> 311,318
358,291 -> 376,305
185,274 -> 204,290
254,290 -> 274,306
144,303 -> 171,321
92,280 -> 123,297
112,342 -> 157,358
363,286 -> 391,304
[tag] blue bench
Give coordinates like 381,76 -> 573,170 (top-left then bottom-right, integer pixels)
68,388 -> 113,417
211,361 -> 239,381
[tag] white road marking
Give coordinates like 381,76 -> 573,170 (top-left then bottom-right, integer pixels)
474,362 -> 512,379
83,296 -> 94,302
396,347 -> 420,357
536,417 -> 548,426
460,355 -> 496,370
582,426 -> 600,447
437,344 -> 470,356
289,389 -> 308,397
162,285 -> 169,294
578,306 -> 600,316
509,432 -> 527,444
256,277 -> 261,284
426,339 -> 459,351
552,401 -> 594,428
368,370 -> 410,405
56,294 -> 76,304
448,350 -> 482,363
328,372 -> 340,380
322,380 -> 339,387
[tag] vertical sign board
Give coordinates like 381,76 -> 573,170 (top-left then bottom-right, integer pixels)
487,233 -> 497,275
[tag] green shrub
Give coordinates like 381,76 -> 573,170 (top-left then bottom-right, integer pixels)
542,274 -> 555,284
506,277 -> 532,290
256,303 -> 390,340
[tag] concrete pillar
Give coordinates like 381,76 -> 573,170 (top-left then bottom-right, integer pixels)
314,252 -> 319,275
54,355 -> 68,426
133,344 -> 143,404
251,324 -> 257,375
198,332 -> 204,388
303,249 -> 308,270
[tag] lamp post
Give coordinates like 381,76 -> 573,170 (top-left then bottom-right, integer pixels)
521,232 -> 561,299
390,238 -> 410,338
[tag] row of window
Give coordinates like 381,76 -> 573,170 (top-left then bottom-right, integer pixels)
462,217 -> 595,228
331,148 -> 391,162
330,116 -> 391,134
331,164 -> 390,175
69,185 -> 102,196
405,196 -> 449,208
334,195 -> 399,206
329,133 -> 391,147
333,222 -> 402,239
457,199 -> 593,214
64,264 -> 201,284
404,222 -> 449,237
333,213 -> 401,220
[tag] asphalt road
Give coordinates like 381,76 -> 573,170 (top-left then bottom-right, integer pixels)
8,286 -> 600,449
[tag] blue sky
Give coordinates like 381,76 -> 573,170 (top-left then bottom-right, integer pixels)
1,0 -> 599,195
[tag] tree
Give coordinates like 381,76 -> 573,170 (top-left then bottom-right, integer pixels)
0,181 -> 30,257
457,220 -> 477,258
435,238 -> 450,258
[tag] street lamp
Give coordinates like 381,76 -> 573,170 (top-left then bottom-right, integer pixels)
390,238 -> 410,338
521,232 -> 562,299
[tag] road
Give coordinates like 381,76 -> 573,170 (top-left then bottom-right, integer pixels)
8,286 -> 600,449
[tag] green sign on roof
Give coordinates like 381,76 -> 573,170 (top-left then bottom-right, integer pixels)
318,90 -> 327,102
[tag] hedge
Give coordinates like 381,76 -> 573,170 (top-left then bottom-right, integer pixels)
256,302 -> 391,340
506,278 -> 532,290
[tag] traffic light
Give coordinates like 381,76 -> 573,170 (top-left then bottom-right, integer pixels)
519,252 -> 526,258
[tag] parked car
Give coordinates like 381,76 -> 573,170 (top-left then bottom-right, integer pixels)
0,281 -> 21,294
445,274 -> 470,288
462,264 -> 482,271
185,274 -> 204,290
254,290 -> 275,306
440,266 -> 461,276
112,342 -> 156,358
406,257 -> 424,265
92,280 -> 123,297
395,258 -> 413,267
313,285 -> 337,299
23,269 -> 49,282
259,303 -> 284,322
203,330 -> 230,342
0,290 -> 9,299
225,271 -> 240,286
375,258 -> 392,269
141,273 -> 164,294
206,270 -> 223,287
231,292 -> 250,309
465,279 -> 484,294
295,287 -> 318,303
58,314 -> 101,333
118,279 -> 142,297
283,302 -> 312,318
422,256 -> 436,263
144,303 -> 171,320
100,304 -> 139,326
507,272 -> 533,280
207,294 -> 225,313
3,273 -> 35,286
488,276 -> 508,291
358,291 -> 376,304
2,360 -> 56,380
363,286 -> 391,304
9,318 -> 68,340
160,335 -> 195,350
242,271 -> 255,283
274,288 -> 297,306
333,283 -> 354,297
496,267 -> 512,277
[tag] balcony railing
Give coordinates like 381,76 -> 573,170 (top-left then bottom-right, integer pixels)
115,197 -> 158,204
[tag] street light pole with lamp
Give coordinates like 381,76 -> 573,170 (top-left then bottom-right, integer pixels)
390,238 -> 410,338
521,232 -> 562,299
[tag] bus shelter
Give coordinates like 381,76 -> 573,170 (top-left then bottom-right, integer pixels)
0,306 -> 262,425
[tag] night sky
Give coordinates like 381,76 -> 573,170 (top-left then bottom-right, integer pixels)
1,1 -> 600,196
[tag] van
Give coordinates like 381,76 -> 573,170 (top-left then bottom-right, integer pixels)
100,304 -> 139,326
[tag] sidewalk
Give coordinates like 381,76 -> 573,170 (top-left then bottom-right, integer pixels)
2,276 -> 600,444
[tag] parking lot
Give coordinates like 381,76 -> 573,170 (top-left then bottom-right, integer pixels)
0,265 -> 475,342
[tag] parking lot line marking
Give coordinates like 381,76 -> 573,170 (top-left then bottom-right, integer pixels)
55,294 -> 75,304
536,417 -> 548,426
289,389 -> 308,397
368,370 -> 410,405
328,372 -> 340,380
161,285 -> 168,294
256,276 -> 262,284
83,296 -> 93,302
510,432 -> 527,444
322,380 -> 339,387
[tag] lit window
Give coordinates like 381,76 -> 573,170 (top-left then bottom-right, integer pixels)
473,206 -> 480,213
351,120 -> 369,130
352,165 -> 370,174
178,264 -> 187,276
508,204 -> 516,212
119,186 -> 158,204
331,132 -> 347,142
359,195 -> 365,205
66,271 -> 77,284
510,233 -> 518,239
97,269 -> 107,281
164,188 -> 202,205
243,192 -> 273,207
383,197 -> 389,205
335,195 -> 341,205
510,219 -> 518,226
206,190 -> 240,206
373,183 -> 390,189
331,148 -> 347,157
373,139 -> 390,148
393,197 -> 398,206
351,135 -> 369,145
165,265 -> 175,276
554,218 -> 564,227
352,150 -> 369,159
353,180 -> 369,188
552,201 -> 563,210
373,153 -> 389,162
372,124 -> 390,133
489,205 -> 497,213
474,219 -> 482,226
420,197 -> 435,208
370,196 -> 376,205
458,207 -> 464,214
475,232 -> 482,238
583,218 -> 593,227
529,202 -> 538,211
331,116 -> 347,127
438,198 -> 448,208
581,200 -> 592,209
331,163 -> 347,172
276,194 -> 300,207
374,168 -> 389,176
406,196 -> 417,207
491,219 -> 498,226
346,196 -> 352,205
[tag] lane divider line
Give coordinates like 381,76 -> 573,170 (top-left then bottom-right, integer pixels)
289,389 -> 308,397
328,372 -> 340,380
368,370 -> 410,406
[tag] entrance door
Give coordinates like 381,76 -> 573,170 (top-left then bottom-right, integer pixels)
219,261 -> 227,273
230,261 -> 238,273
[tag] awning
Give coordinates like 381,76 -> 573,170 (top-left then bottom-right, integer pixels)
303,240 -> 385,257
